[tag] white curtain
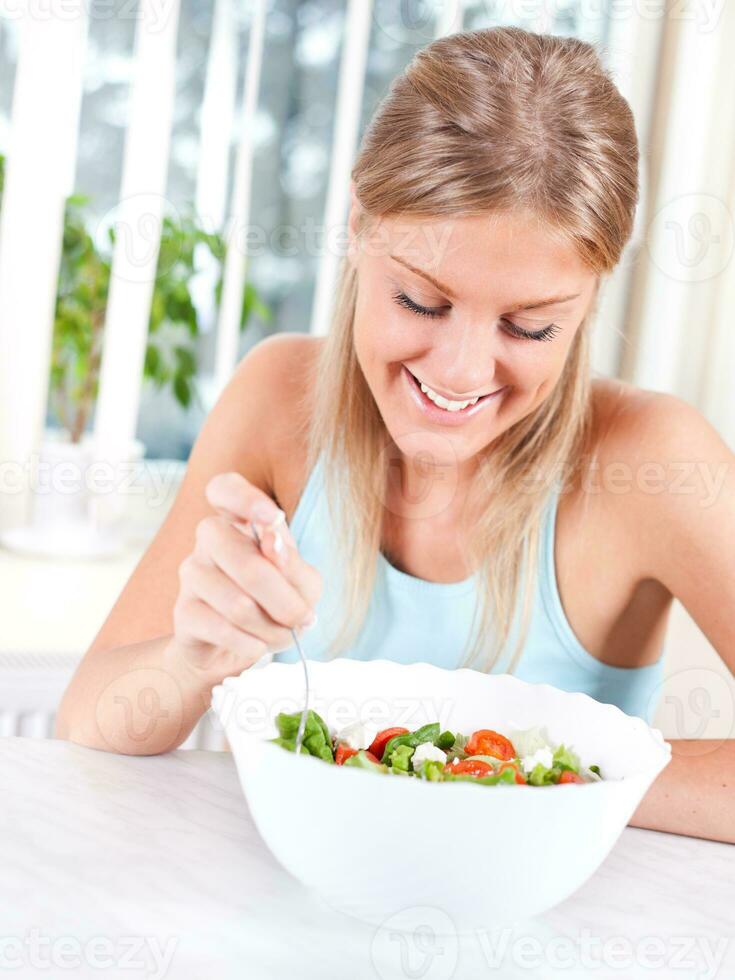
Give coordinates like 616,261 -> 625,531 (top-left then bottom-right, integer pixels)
607,5 -> 735,734
619,4 -> 735,449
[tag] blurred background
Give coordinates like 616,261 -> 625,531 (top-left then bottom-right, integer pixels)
0,0 -> 733,746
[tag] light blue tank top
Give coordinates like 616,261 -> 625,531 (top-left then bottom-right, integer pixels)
274,452 -> 666,723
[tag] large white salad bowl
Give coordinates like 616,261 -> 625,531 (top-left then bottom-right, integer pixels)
211,658 -> 671,929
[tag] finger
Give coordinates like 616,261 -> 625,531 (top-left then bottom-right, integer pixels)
205,472 -> 284,527
175,597 -> 268,670
198,516 -> 316,628
229,519 -> 322,609
184,558 -> 301,652
253,523 -> 322,609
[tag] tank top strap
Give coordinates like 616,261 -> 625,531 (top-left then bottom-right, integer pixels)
288,451 -> 326,545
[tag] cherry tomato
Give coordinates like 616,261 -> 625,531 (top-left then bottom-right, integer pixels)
368,727 -> 410,761
444,758 -> 494,778
335,744 -> 358,765
559,770 -> 584,784
497,762 -> 527,785
464,729 -> 516,761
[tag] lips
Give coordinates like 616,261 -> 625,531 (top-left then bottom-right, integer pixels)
406,367 -> 498,405
401,365 -> 505,427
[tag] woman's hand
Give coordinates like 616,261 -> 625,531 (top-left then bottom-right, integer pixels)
170,471 -> 322,685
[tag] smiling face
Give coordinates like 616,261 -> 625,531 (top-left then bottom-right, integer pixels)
347,192 -> 598,480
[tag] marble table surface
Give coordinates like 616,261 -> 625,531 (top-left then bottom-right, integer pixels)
1,737 -> 733,980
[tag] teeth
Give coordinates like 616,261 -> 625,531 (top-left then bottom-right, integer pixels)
419,380 -> 478,412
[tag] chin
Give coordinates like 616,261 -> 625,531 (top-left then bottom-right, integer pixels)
382,421 -> 483,470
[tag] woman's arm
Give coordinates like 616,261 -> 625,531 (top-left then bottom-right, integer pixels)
608,390 -> 735,842
629,739 -> 735,843
55,634 -> 229,755
55,333 -> 317,754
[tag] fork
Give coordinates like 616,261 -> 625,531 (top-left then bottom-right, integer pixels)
249,517 -> 310,756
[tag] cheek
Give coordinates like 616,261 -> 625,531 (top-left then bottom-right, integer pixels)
352,294 -> 397,389
514,330 -> 574,372
354,290 -> 423,367
516,334 -> 579,400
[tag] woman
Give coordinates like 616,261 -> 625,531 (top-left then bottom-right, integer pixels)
57,27 -> 734,842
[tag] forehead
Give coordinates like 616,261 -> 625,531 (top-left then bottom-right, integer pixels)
365,210 -> 594,304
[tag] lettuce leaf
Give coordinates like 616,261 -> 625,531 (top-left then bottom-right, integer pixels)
417,759 -> 446,782
552,744 -> 581,773
528,763 -> 563,786
273,709 -> 334,762
506,725 -> 554,760
444,766 -> 517,786
390,744 -> 414,773
343,750 -> 388,773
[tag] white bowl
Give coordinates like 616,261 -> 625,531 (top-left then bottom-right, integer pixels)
212,659 -> 671,930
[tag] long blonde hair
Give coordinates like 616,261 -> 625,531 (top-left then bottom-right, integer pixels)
302,26 -> 639,672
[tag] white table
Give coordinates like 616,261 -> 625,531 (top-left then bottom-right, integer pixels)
1,738 -> 733,980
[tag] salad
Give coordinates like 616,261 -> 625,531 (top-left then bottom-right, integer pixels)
271,710 -> 603,785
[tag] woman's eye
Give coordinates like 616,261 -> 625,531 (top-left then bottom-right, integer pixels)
392,290 -> 447,319
501,319 -> 562,343
392,290 -> 562,342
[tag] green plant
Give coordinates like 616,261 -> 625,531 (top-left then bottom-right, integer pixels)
51,193 -> 112,442
0,152 -> 272,443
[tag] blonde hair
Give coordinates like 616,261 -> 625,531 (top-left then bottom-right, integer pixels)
302,26 -> 639,672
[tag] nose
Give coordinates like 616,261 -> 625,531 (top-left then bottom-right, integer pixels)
432,318 -> 500,398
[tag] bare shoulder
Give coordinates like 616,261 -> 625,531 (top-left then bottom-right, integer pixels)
175,330 -> 320,497
557,376 -> 670,565
588,375 -> 667,441
586,376 -> 734,577
560,374 -> 721,570
549,377 -> 734,669
588,381 -> 735,672
592,374 -> 680,423
588,375 -> 727,477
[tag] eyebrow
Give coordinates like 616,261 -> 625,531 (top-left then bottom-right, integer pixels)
390,254 -> 581,311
